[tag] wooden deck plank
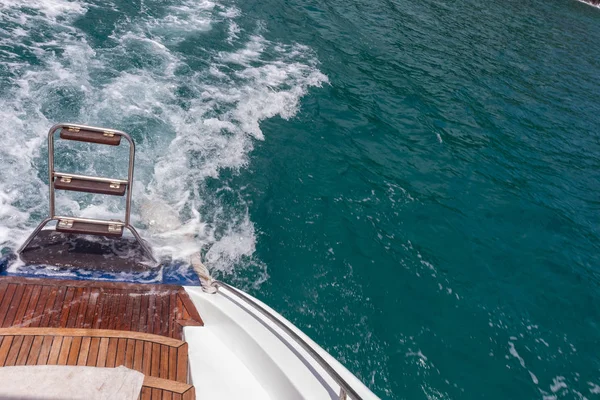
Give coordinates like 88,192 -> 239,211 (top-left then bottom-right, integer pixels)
30,285 -> 51,328
125,338 -> 136,368
19,284 -> 40,327
160,344 -> 169,379
13,284 -> 34,326
105,289 -> 121,331
83,288 -> 100,329
110,290 -> 125,330
168,292 -> 177,338
36,335 -> 54,365
151,343 -> 161,378
161,294 -> 169,337
74,287 -> 91,328
0,336 -> 13,366
57,336 -> 72,365
77,337 -> 91,365
120,290 -> 132,330
154,294 -> 169,335
0,283 -> 9,311
147,294 -> 156,334
113,291 -> 128,331
131,291 -> 142,333
25,335 -> 44,365
153,294 -> 163,336
58,286 -> 76,328
67,336 -> 82,365
0,284 -> 17,327
46,336 -> 63,365
142,341 -> 152,376
39,286 -> 59,327
15,335 -> 34,365
92,288 -> 106,329
66,287 -> 84,328
86,337 -> 100,366
96,337 -> 109,367
4,335 -> 25,366
48,286 -> 68,327
111,290 -> 124,331
2,284 -> 26,328
115,337 -> 127,366
169,347 -> 177,381
139,293 -> 149,333
134,338 -> 144,371
106,337 -> 118,367
167,293 -> 174,338
23,285 -> 43,328
98,289 -> 113,330
176,343 -> 188,383
122,291 -> 136,332
174,322 -> 183,340
140,387 -> 152,400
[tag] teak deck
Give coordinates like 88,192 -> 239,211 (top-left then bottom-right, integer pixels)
0,276 -> 203,400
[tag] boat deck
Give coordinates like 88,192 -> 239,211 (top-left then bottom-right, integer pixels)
0,276 -> 203,399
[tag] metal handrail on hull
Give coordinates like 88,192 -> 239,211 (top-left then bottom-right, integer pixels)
212,280 -> 361,400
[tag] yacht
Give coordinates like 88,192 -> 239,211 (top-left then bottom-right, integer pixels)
0,123 -> 380,400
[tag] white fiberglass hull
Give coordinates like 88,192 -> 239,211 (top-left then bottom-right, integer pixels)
183,284 -> 380,400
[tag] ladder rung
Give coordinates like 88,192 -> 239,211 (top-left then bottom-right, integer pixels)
56,218 -> 124,237
54,174 -> 127,196
60,127 -> 121,146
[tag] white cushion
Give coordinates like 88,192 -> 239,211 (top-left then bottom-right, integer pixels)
0,365 -> 144,400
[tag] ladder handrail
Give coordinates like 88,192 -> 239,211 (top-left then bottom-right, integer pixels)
17,123 -> 156,264
48,123 -> 135,225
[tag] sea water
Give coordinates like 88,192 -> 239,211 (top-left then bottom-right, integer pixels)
0,0 -> 599,398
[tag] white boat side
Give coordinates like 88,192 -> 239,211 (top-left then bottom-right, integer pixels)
183,283 -> 380,400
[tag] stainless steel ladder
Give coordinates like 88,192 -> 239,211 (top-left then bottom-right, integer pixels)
18,123 -> 156,263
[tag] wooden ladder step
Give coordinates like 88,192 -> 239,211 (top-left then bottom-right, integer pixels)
60,127 -> 121,146
54,175 -> 127,196
56,219 -> 124,238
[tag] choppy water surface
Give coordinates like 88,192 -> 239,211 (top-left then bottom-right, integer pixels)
1,0 -> 600,398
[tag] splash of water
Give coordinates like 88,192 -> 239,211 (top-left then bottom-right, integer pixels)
0,0 -> 328,281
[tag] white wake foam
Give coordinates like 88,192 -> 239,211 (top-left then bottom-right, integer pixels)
0,0 -> 328,279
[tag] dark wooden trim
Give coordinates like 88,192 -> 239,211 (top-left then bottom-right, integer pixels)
54,177 -> 127,196
60,128 -> 122,146
56,220 -> 124,238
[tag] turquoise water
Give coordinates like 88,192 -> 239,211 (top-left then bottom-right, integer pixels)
1,0 -> 600,398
